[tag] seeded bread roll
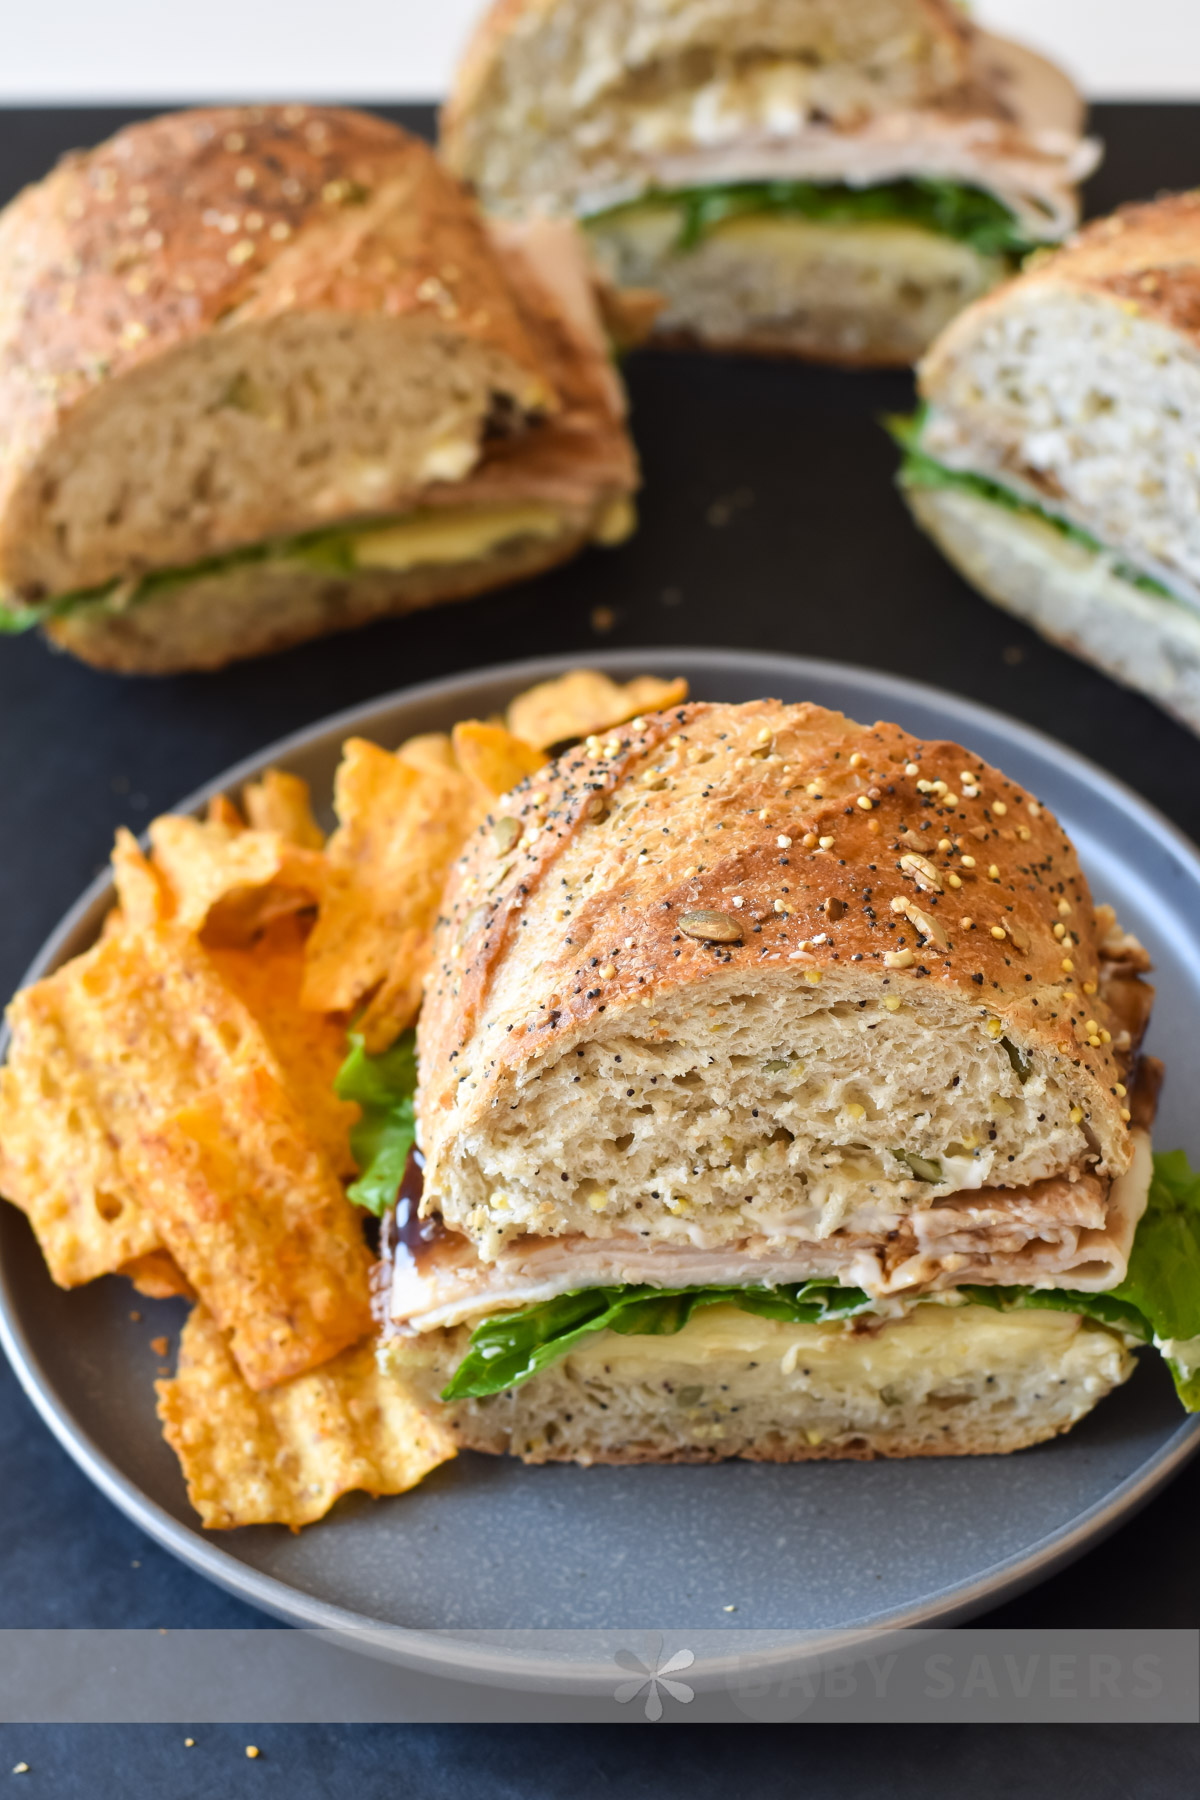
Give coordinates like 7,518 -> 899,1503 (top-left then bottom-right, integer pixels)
902,192 -> 1200,726
443,0 -> 972,209
0,107 -> 637,671
417,699 -> 1140,1261
919,193 -> 1200,545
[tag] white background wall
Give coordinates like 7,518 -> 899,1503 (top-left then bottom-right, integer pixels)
0,1 -> 1195,102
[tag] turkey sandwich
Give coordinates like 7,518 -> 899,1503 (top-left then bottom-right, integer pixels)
896,191 -> 1200,735
364,698 -> 1200,1464
0,107 -> 638,672
442,0 -> 1099,364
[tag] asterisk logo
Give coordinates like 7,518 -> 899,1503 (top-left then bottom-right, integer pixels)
613,1637 -> 696,1720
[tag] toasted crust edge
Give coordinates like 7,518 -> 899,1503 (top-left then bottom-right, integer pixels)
440,1416 -> 1103,1463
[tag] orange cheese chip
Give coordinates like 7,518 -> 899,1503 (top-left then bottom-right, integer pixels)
126,1066 -> 371,1390
395,732 -> 458,776
451,720 -> 546,804
149,815 -> 324,947
111,828 -> 171,928
505,670 -> 689,750
157,1305 -> 454,1529
0,949 -> 162,1285
120,1250 -> 195,1300
0,924 -> 326,1288
301,738 -> 479,1049
347,927 -> 431,1058
208,915 -> 358,1178
242,769 -> 325,850
206,793 -> 245,830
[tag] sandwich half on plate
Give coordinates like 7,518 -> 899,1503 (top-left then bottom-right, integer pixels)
441,0 -> 1098,365
0,107 -> 638,673
895,192 -> 1200,736
370,697 -> 1199,1463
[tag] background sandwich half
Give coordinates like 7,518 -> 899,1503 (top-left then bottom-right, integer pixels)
0,107 -> 638,673
895,191 -> 1200,735
441,0 -> 1098,365
370,698 -> 1198,1465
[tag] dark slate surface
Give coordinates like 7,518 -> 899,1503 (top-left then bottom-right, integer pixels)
0,102 -> 1198,1792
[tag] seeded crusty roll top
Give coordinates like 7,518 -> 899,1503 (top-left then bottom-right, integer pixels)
417,700 -> 1142,1254
0,106 -> 554,608
917,191 -> 1200,554
443,0 -> 972,209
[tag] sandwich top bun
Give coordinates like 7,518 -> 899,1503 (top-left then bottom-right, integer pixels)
445,0 -> 971,206
918,192 -> 1200,614
417,699 -> 1144,1259
0,107 -> 580,630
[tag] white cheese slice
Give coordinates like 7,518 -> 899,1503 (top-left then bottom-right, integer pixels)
562,1298 -> 1096,1390
351,502 -> 568,571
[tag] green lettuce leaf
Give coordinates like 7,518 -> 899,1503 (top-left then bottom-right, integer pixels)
1114,1150 -> 1200,1349
0,604 -> 40,635
1,512 -> 411,636
441,1280 -> 878,1400
590,178 -> 1037,258
441,1153 -> 1200,1409
886,408 -> 1176,602
335,1029 -> 418,1217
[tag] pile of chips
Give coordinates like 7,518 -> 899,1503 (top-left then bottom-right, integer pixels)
0,668 -> 686,1529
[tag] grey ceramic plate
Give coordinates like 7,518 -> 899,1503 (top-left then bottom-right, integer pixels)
3,648 -> 1199,1689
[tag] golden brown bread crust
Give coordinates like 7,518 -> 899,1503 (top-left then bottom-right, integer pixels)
442,0 -> 972,176
0,105 -> 553,596
1031,190 -> 1200,338
419,698 -> 1136,1179
921,189 -> 1200,391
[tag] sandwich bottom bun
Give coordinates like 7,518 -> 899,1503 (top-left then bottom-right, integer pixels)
384,1302 -> 1135,1464
44,505 -> 627,675
587,208 -> 1007,365
907,485 -> 1200,735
